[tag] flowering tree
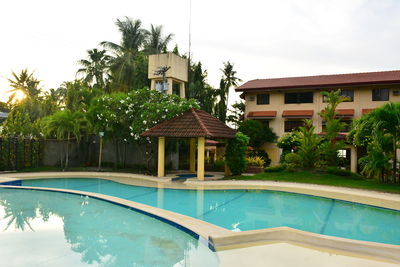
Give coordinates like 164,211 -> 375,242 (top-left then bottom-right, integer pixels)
88,89 -> 199,170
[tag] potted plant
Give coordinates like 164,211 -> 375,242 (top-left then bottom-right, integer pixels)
246,156 -> 265,173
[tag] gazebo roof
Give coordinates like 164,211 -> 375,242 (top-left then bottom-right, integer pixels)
141,108 -> 236,139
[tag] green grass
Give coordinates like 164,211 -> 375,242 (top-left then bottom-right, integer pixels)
229,170 -> 400,194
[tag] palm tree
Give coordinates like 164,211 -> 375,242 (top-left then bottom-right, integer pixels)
217,62 -> 241,122
143,24 -> 174,55
100,17 -> 146,92
43,110 -> 87,170
77,49 -> 111,88
351,102 -> 400,182
7,69 -> 41,101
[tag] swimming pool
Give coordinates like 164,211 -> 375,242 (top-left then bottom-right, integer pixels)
9,178 -> 400,246
0,187 -> 218,267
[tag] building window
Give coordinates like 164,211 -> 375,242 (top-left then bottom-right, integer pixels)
284,92 -> 313,104
259,120 -> 270,128
172,82 -> 180,96
256,94 -> 269,105
284,120 -> 304,132
340,90 -> 354,101
372,88 -> 389,101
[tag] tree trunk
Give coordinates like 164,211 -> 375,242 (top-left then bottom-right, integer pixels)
65,133 -> 70,170
393,141 -> 398,183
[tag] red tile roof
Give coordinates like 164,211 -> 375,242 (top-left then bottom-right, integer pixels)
141,109 -> 236,139
236,70 -> 400,92
247,111 -> 277,118
282,110 -> 314,118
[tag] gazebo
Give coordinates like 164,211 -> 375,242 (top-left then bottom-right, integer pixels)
141,109 -> 236,180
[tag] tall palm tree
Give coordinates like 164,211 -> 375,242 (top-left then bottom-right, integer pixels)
77,49 -> 111,88
100,17 -> 146,92
143,24 -> 174,55
217,62 -> 241,122
7,69 -> 41,101
43,110 -> 87,170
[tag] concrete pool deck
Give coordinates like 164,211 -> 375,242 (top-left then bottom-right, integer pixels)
0,171 -> 399,266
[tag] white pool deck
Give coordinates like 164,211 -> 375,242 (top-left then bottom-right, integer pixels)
0,171 -> 399,267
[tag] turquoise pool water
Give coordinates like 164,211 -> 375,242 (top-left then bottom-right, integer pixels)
15,178 -> 400,246
0,187 -> 218,267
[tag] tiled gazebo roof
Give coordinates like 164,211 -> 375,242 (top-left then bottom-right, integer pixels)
141,109 -> 236,139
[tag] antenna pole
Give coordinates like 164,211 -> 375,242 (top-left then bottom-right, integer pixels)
187,0 -> 192,98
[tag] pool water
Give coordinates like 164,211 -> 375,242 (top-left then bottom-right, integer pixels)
18,178 -> 400,246
0,188 -> 218,267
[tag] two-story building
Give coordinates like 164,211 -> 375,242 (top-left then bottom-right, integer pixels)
236,70 -> 400,172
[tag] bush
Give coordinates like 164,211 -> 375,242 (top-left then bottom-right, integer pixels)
285,163 -> 297,172
246,156 -> 265,167
226,132 -> 250,175
249,148 -> 271,166
326,166 -> 351,176
264,164 -> 287,172
284,153 -> 302,167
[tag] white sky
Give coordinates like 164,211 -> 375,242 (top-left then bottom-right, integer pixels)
1,0 -> 400,106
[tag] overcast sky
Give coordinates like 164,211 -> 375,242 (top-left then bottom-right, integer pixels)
1,0 -> 400,105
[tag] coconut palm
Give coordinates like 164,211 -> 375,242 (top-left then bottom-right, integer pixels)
351,102 -> 400,182
77,48 -> 111,89
217,61 -> 241,122
100,17 -> 146,92
143,24 -> 174,55
43,110 -> 87,170
7,69 -> 41,101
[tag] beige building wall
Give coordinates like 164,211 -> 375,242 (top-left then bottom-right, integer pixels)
245,85 -> 400,166
148,53 -> 188,98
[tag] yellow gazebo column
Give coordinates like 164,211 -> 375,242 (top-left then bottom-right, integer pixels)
189,138 -> 196,173
350,146 -> 358,173
197,137 -> 205,180
158,137 -> 165,177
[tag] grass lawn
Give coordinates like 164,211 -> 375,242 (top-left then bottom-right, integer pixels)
229,171 -> 400,194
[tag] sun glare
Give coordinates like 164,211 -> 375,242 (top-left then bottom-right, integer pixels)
8,90 -> 26,102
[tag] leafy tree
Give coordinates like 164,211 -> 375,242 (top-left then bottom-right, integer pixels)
7,69 -> 41,101
226,101 -> 244,129
77,48 -> 111,89
318,90 -> 348,167
101,17 -> 147,92
225,132 -> 249,175
237,120 -> 276,148
187,61 -> 217,114
43,110 -> 88,170
216,62 -> 241,122
143,24 -> 174,55
350,102 -> 400,182
88,89 -> 199,171
277,132 -> 301,150
60,80 -> 103,112
297,119 -> 320,169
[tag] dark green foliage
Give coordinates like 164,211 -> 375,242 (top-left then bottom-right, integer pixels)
238,120 -> 277,148
226,102 -> 245,129
326,167 -> 351,176
284,153 -> 302,168
277,132 -> 301,150
225,132 -> 249,175
264,164 -> 287,172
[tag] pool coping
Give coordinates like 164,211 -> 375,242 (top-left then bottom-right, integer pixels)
0,172 -> 400,264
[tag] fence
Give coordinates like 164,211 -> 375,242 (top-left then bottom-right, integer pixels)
0,138 -> 43,171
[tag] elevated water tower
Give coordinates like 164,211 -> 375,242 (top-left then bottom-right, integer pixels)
148,53 -> 188,98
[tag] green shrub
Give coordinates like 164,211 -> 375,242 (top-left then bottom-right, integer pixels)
285,163 -> 297,172
284,153 -> 302,167
264,164 -> 287,172
326,166 -> 351,176
226,132 -> 249,175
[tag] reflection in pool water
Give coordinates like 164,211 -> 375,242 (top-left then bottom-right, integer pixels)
18,178 -> 400,246
0,188 -> 218,267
